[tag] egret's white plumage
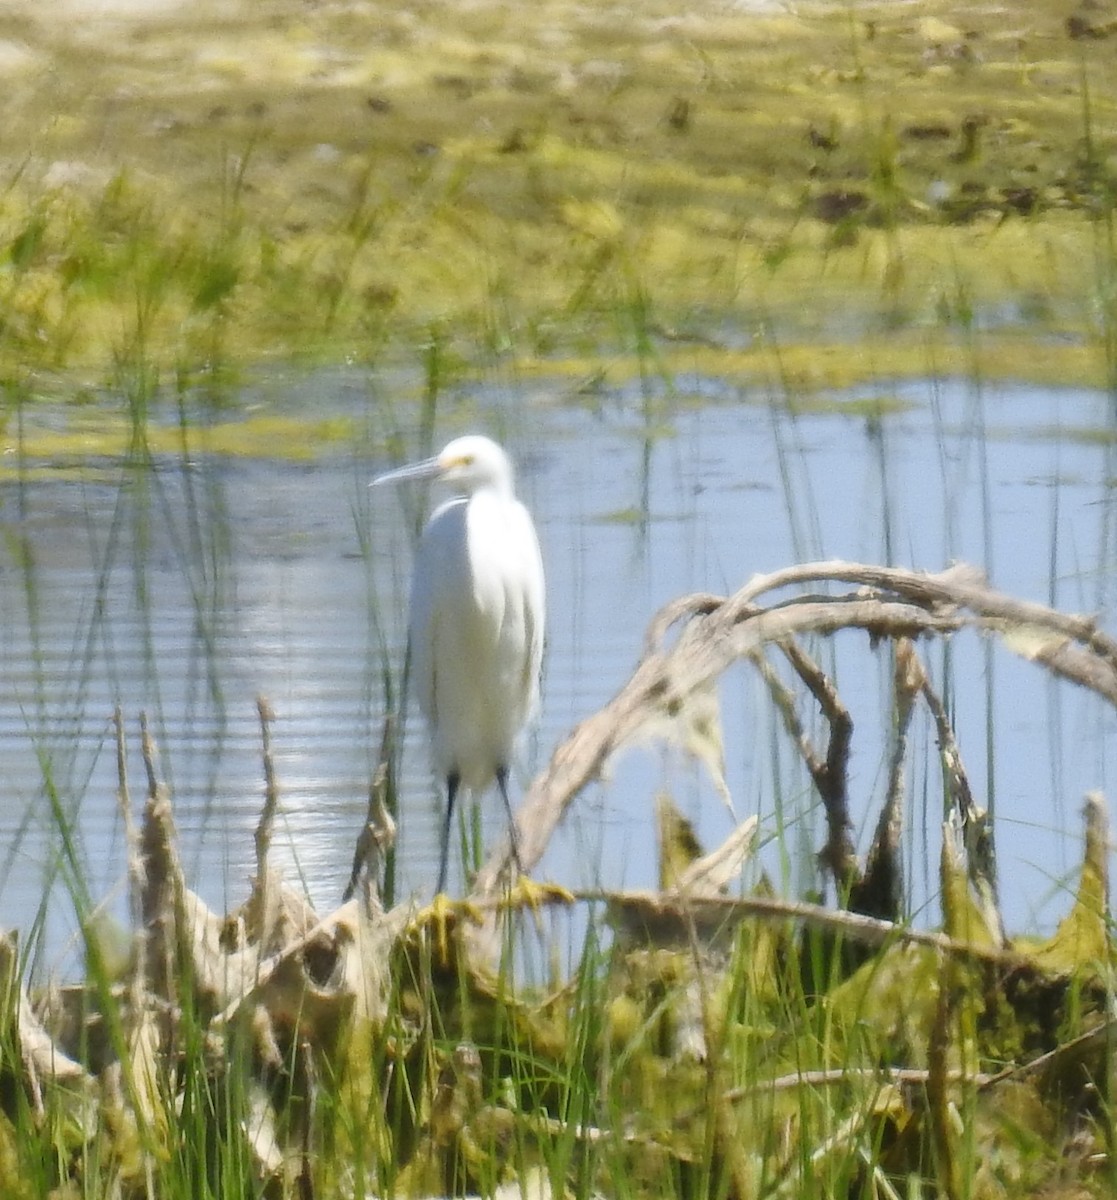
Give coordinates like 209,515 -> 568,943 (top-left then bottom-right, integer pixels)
372,434 -> 545,893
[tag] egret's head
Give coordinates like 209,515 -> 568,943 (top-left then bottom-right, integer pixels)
371,434 -> 515,496
435,435 -> 513,493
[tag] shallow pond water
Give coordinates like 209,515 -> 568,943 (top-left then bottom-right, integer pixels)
1,365 -> 1114,975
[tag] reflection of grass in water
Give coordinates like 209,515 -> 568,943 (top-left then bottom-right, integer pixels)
2,379 -> 110,974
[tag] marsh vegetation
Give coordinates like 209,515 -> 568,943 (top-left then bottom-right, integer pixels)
1,1 -> 1117,1198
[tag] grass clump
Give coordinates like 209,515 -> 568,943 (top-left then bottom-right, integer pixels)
9,844 -> 1114,1199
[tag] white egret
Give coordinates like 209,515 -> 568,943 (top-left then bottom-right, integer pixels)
371,434 -> 545,895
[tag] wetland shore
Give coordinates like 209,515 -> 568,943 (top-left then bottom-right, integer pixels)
0,0 -> 1113,390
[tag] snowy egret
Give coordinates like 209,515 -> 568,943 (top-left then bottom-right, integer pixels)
371,434 -> 545,895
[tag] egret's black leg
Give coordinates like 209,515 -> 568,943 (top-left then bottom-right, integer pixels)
496,765 -> 524,874
437,771 -> 460,895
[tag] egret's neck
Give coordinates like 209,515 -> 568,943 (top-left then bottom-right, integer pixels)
464,476 -> 513,502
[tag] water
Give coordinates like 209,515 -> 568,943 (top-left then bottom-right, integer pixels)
1,366 -> 1114,976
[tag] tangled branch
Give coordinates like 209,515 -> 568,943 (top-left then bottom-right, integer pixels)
473,561 -> 1117,900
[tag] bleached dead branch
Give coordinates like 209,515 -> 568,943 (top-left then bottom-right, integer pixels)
472,561 -> 1117,902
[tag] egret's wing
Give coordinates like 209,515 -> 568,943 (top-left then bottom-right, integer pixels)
408,498 -> 468,727
513,501 -> 546,716
408,533 -> 438,726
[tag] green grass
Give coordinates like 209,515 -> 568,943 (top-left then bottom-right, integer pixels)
4,743 -> 1114,1199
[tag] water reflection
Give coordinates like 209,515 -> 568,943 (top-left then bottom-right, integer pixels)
1,370 -> 1114,975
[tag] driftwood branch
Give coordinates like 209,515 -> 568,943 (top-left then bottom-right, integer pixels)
597,885 -> 1030,970
343,716 -> 398,911
919,661 -> 1005,946
255,695 -> 280,878
471,561 -> 1117,900
776,637 -> 856,888
0,930 -> 98,1131
138,712 -> 181,1007
852,639 -> 923,922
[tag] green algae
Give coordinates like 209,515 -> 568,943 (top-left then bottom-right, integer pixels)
0,409 -> 357,470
